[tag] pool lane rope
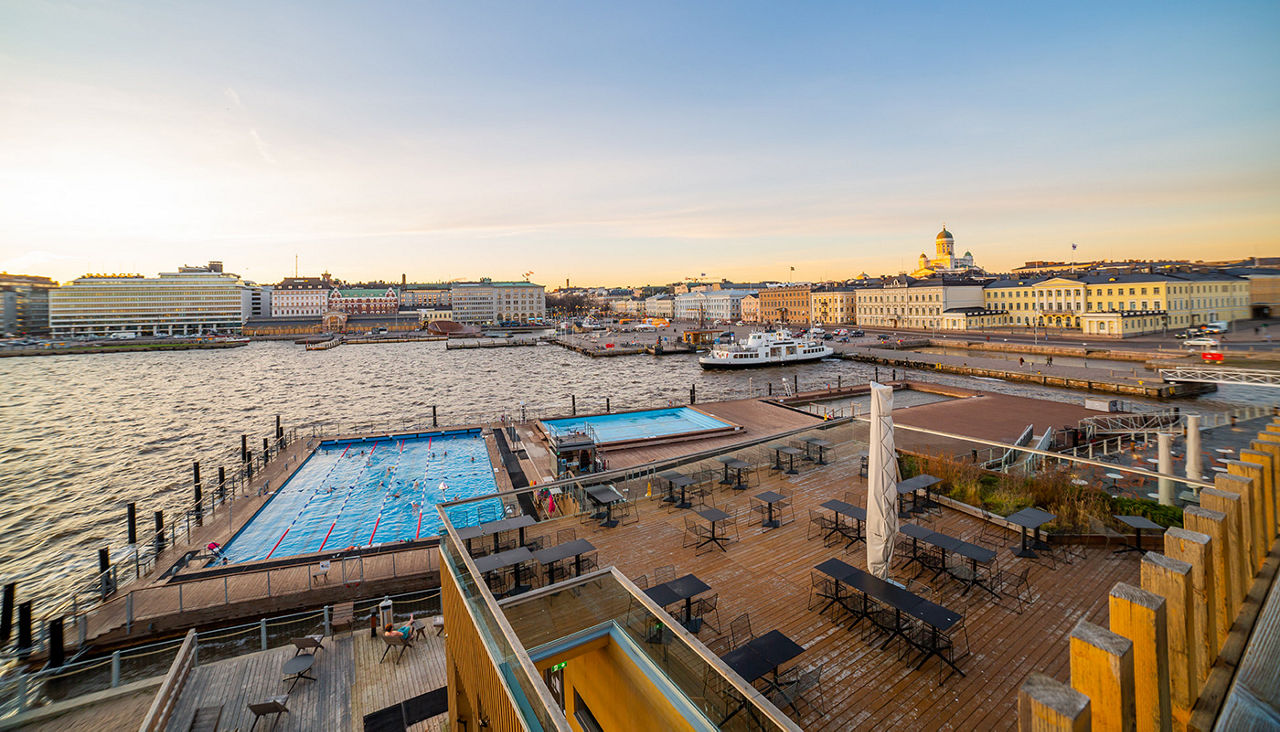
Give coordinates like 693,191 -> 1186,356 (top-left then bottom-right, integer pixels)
414,437 -> 433,540
367,436 -> 410,546
317,440 -> 381,553
263,440 -> 366,559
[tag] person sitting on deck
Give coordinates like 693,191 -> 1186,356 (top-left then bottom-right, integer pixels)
383,614 -> 415,641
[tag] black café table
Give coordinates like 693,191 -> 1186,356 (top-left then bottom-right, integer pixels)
770,444 -> 804,475
645,573 -> 711,633
754,491 -> 787,529
533,539 -> 597,583
586,485 -> 625,527
801,437 -> 834,465
896,475 -> 940,517
282,653 -> 316,692
1113,514 -> 1163,555
717,456 -> 751,489
473,546 -> 535,595
719,630 -> 805,722
1006,507 -> 1057,559
662,472 -> 696,509
695,507 -> 733,552
456,514 -> 536,554
900,524 -> 998,599
819,499 -> 866,548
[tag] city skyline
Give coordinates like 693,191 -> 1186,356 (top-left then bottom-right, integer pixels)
3,2 -> 1278,285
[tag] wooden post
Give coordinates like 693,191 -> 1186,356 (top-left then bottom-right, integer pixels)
1141,552 -> 1195,728
1226,459 -> 1267,567
1183,506 -> 1230,650
1019,672 -> 1091,731
1069,619 -> 1135,732
1109,582 -> 1171,732
1215,472 -> 1257,580
1250,437 -> 1280,520
1238,449 -> 1275,543
126,503 -> 137,545
1199,487 -> 1245,620
1163,528 -> 1214,692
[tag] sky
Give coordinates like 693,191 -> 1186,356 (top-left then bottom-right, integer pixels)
1,1 -> 1278,287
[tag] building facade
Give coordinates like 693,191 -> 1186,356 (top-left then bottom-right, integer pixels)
810,287 -> 858,326
50,262 -> 247,336
328,287 -> 399,314
672,290 -> 754,323
758,284 -> 812,326
856,277 -> 985,330
400,284 -> 452,309
272,276 -> 331,317
449,280 -> 546,325
740,294 -> 760,323
643,294 -> 673,319
0,273 -> 57,335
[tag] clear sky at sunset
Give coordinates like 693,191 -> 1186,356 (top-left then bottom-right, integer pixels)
2,1 -> 1277,287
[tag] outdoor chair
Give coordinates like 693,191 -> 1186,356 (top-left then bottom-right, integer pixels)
329,601 -> 354,638
748,500 -> 769,527
654,565 -> 676,586
432,616 -> 445,636
719,504 -> 742,543
495,533 -> 518,552
729,613 -> 753,648
310,560 -> 330,584
616,501 -> 640,526
557,528 -> 576,544
247,696 -> 289,732
774,663 -> 826,715
577,552 -> 599,574
907,617 -> 970,683
913,544 -> 947,580
864,599 -> 900,645
859,455 -> 869,478
486,569 -> 514,596
976,510 -> 1015,548
842,491 -> 859,506
807,570 -> 837,614
1087,517 -> 1126,559
290,635 -> 324,656
705,634 -> 732,656
683,516 -> 708,548
522,535 -> 545,552
992,561 -> 1033,613
692,592 -> 721,634
633,574 -> 648,590
808,509 -> 839,545
380,633 -> 414,664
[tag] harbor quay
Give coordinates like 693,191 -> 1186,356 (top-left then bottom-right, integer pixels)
5,379 -> 1278,730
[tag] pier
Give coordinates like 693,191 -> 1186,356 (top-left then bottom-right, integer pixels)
445,336 -> 542,349
840,344 -> 1215,398
0,339 -> 249,359
547,335 -> 647,357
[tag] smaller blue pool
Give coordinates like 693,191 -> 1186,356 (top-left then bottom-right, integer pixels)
541,407 -> 735,445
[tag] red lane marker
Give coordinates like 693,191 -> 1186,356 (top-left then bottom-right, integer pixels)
318,521 -> 337,552
265,527 -> 291,559
368,515 -> 382,545
340,444 -> 351,458
415,507 -> 423,539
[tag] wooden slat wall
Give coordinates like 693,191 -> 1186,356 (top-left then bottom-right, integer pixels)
442,561 -> 529,731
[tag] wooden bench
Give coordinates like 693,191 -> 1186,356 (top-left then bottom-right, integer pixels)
291,634 -> 325,655
380,634 -> 413,664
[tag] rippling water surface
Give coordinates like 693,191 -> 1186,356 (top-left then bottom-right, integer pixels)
0,340 -> 1271,611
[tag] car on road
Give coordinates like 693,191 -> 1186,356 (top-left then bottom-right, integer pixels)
1183,337 -> 1220,349
1201,322 -> 1228,334
849,329 -> 864,337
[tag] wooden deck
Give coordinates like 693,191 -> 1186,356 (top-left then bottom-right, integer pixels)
509,436 -> 1139,731
164,623 -> 447,732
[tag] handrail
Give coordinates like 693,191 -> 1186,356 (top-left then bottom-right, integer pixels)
137,629 -> 196,732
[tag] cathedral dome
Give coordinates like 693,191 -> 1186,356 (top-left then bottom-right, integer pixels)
936,227 -> 953,244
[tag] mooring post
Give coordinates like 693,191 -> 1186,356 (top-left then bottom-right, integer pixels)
262,437 -> 269,461
571,394 -> 577,415
241,434 -> 248,463
690,384 -> 696,404
768,382 -> 773,395
432,405 -> 438,427
193,461 -> 203,523
218,466 -> 226,501
606,397 -> 610,413
0,583 -> 14,645
17,601 -> 32,658
276,414 -> 282,439
794,374 -> 799,393
98,548 -> 112,599
154,510 -> 165,552
837,375 -> 842,390
875,366 -> 879,381
47,618 -> 64,668
126,503 -> 137,544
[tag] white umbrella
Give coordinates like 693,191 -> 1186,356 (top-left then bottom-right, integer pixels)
865,381 -> 900,580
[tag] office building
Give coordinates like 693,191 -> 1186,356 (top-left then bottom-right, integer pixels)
49,262 -> 248,336
0,272 -> 57,335
450,279 -> 546,325
272,275 -> 333,317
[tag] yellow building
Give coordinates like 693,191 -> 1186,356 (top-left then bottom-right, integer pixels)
759,284 -> 811,326
809,287 -> 858,326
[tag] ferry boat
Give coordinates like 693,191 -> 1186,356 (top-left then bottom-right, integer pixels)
698,330 -> 834,369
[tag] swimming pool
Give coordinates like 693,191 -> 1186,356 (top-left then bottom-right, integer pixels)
218,430 -> 504,564
540,407 -> 736,446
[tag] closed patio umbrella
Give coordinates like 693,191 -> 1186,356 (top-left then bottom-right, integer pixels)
865,381 -> 900,580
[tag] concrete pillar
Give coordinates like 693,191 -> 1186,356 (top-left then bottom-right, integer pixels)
1163,528 -> 1214,691
1070,619 -> 1135,732
1019,672 -> 1091,732
1183,506 -> 1230,650
1184,414 -> 1202,482
1157,433 -> 1174,506
1109,583 -> 1171,732
1238,449 -> 1275,543
1141,552 -> 1195,729
1223,463 -> 1265,571
1199,487 -> 1245,620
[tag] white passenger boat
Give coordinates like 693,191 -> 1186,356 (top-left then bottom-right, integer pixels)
698,330 -> 834,369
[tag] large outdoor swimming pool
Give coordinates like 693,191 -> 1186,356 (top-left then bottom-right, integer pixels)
541,407 -> 735,445
218,429 -> 503,563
